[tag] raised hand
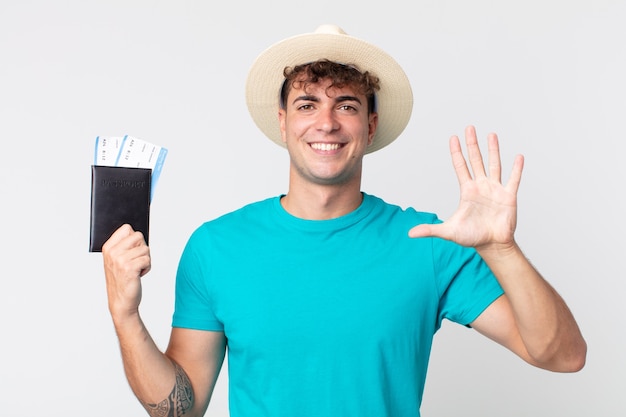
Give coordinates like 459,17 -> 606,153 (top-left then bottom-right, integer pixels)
409,125 -> 524,250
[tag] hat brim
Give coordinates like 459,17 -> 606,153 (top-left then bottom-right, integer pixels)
245,26 -> 413,154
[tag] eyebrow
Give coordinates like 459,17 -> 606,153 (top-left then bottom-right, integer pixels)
292,95 -> 319,105
335,95 -> 362,105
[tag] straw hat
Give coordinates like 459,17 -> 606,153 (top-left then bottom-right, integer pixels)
245,24 -> 413,154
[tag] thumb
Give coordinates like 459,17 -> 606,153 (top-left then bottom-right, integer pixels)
103,224 -> 135,250
408,223 -> 448,239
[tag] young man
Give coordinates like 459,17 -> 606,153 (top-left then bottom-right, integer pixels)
102,25 -> 586,417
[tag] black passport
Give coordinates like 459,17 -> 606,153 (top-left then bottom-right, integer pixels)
89,165 -> 151,252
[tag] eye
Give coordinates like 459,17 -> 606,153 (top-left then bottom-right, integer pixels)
297,103 -> 315,111
338,104 -> 358,112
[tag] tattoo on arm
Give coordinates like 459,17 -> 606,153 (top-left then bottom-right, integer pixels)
141,362 -> 194,417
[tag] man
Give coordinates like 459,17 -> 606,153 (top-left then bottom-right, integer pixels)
102,25 -> 586,417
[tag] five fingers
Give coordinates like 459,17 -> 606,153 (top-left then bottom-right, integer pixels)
410,126 -> 524,240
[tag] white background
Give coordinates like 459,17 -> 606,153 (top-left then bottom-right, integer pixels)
1,1 -> 624,416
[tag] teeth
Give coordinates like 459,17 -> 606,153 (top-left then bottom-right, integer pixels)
311,143 -> 341,151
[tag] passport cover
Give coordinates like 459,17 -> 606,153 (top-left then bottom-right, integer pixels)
89,165 -> 151,252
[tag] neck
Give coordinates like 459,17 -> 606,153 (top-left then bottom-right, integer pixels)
281,181 -> 363,220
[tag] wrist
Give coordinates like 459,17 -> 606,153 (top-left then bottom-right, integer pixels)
109,305 -> 142,329
476,240 -> 522,261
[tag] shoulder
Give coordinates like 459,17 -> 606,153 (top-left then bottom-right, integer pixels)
204,196 -> 277,227
364,193 -> 441,226
186,196 -> 279,246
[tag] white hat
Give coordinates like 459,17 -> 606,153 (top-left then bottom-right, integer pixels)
245,24 -> 413,154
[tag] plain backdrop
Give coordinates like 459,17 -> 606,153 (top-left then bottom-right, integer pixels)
1,1 -> 624,416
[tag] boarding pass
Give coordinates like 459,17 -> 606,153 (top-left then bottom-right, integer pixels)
94,135 -> 168,201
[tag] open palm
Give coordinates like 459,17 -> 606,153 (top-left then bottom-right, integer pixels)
409,126 -> 524,250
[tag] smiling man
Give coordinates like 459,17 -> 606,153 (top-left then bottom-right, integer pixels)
102,25 -> 586,417
278,60 -> 379,218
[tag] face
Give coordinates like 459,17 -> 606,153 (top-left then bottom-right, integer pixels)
278,78 -> 378,187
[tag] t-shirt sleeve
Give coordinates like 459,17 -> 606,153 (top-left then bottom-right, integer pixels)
432,237 -> 504,328
171,225 -> 224,331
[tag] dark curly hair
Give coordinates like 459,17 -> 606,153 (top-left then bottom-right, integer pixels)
280,59 -> 380,113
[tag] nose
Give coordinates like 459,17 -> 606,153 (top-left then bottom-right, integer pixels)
315,106 -> 340,134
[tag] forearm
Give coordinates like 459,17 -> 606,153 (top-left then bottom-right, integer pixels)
113,312 -> 195,416
102,227 -> 198,416
478,242 -> 586,371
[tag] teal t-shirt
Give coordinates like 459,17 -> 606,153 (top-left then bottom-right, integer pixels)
173,193 -> 503,417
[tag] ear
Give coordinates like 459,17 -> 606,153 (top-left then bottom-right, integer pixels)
367,112 -> 378,146
278,108 -> 287,143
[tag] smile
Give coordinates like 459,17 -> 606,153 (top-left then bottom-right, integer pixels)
310,143 -> 342,151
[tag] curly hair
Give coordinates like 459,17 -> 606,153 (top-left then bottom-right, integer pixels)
280,59 -> 380,113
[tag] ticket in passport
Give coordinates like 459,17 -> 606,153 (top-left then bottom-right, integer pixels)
94,135 -> 168,201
